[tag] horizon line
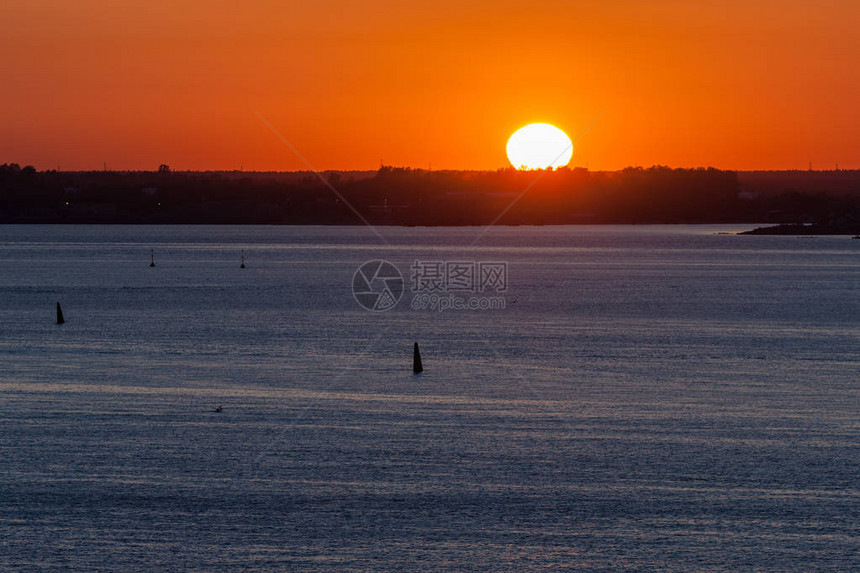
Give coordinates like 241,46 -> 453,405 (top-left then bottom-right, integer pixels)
4,163 -> 858,175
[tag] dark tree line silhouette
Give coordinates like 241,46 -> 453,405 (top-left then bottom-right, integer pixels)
1,163 -> 858,227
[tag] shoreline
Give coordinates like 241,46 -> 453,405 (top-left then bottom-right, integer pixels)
739,223 -> 860,236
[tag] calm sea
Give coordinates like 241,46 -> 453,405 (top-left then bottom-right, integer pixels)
0,225 -> 857,571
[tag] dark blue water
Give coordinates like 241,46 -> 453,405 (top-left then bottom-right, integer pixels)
1,225 -> 857,571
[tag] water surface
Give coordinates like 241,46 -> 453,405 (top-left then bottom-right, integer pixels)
1,225 -> 857,571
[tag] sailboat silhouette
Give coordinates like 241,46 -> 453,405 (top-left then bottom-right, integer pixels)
413,342 -> 423,374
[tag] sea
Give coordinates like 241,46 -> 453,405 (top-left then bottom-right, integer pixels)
0,224 -> 857,571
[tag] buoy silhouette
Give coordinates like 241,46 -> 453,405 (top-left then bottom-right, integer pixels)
149,249 -> 156,267
240,255 -> 246,269
413,342 -> 423,374
56,302 -> 65,324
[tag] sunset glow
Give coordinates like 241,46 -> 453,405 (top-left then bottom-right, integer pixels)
1,3 -> 857,569
1,1 -> 858,171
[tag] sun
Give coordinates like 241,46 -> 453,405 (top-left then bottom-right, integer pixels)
506,123 -> 573,170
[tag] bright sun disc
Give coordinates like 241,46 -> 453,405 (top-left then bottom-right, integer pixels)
506,123 -> 573,170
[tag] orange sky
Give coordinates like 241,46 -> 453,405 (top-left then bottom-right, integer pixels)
2,0 -> 858,171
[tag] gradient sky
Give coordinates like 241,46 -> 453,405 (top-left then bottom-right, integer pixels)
2,0 -> 858,171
